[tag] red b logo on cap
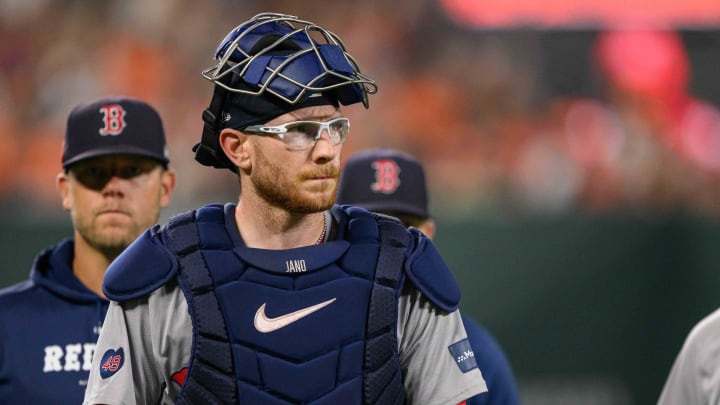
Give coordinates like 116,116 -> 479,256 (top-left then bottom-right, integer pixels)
371,159 -> 401,194
98,104 -> 127,136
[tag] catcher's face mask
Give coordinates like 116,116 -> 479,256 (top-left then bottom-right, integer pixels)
194,13 -> 377,172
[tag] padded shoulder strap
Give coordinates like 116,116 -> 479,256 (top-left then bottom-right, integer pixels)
404,228 -> 461,312
102,225 -> 178,301
364,213 -> 408,405
169,206 -> 237,405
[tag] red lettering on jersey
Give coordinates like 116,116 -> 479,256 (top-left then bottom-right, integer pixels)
171,367 -> 189,386
371,159 -> 401,194
98,104 -> 127,136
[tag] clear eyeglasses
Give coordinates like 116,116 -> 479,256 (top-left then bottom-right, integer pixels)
243,117 -> 350,151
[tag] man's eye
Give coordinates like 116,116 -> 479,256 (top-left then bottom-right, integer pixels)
287,124 -> 314,137
119,166 -> 143,179
82,167 -> 108,178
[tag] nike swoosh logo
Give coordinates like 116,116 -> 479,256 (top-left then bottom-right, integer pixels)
254,298 -> 337,333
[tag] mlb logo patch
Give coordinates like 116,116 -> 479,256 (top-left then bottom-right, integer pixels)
448,338 -> 478,373
99,348 -> 125,379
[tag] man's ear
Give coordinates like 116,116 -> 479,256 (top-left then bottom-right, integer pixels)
219,128 -> 250,170
159,169 -> 176,208
56,172 -> 71,211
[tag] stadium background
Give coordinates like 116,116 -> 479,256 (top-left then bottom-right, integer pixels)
2,1 -> 720,403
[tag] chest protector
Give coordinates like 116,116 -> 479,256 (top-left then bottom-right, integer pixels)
166,204 -> 408,405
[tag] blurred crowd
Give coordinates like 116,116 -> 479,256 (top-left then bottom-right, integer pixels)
1,0 -> 720,222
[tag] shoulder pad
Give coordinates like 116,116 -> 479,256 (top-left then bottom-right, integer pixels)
404,228 -> 460,312
333,204 -> 378,242
103,225 -> 178,301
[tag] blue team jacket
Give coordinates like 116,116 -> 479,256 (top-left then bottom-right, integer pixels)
463,315 -> 521,405
0,238 -> 109,404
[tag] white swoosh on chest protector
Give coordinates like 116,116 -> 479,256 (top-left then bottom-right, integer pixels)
254,298 -> 337,333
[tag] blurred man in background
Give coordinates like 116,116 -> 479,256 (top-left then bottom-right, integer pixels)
0,96 -> 175,404
337,148 -> 521,405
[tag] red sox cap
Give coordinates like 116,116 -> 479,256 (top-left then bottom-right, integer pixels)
62,96 -> 170,169
336,148 -> 429,219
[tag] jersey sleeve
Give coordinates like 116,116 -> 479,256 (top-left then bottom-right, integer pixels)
398,284 -> 487,405
84,283 -> 191,405
658,308 -> 720,405
83,300 -> 141,405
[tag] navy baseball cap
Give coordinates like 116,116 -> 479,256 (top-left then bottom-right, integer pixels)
62,96 -> 170,169
337,148 -> 429,218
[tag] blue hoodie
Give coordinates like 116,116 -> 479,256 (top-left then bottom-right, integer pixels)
0,238 -> 109,404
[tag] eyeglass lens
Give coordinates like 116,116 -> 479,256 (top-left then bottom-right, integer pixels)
283,119 -> 348,150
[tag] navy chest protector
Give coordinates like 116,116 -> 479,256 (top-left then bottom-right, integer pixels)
102,204 -> 461,405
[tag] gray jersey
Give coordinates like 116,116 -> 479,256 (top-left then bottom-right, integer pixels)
658,308 -> 720,405
84,281 -> 487,405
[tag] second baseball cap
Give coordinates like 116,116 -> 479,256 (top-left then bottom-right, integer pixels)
62,96 -> 170,169
337,148 -> 429,218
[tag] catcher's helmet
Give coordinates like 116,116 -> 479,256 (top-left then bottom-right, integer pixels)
194,13 -> 377,172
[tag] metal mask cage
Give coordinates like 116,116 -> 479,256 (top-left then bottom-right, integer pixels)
201,13 -> 377,108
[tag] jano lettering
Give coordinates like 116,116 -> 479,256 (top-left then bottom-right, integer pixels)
285,259 -> 307,272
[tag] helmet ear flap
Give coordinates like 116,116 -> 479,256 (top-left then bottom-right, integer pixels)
193,75 -> 238,172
